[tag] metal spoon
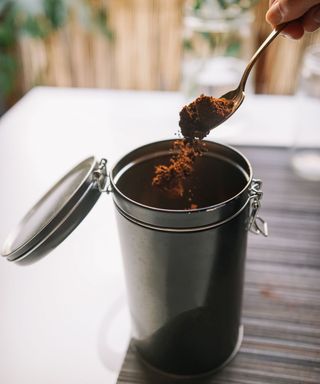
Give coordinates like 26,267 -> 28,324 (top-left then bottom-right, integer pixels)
211,23 -> 288,129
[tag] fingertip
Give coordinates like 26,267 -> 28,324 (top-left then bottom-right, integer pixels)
266,2 -> 283,26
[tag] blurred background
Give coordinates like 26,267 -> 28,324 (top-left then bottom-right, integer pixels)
1,0 -> 320,116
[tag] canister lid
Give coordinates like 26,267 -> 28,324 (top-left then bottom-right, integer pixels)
1,157 -> 106,265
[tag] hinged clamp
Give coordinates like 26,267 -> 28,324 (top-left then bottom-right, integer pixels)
93,158 -> 111,193
248,179 -> 268,237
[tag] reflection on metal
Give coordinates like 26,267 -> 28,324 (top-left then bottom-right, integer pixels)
249,178 -> 268,237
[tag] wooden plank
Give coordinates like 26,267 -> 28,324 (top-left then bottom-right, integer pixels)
117,146 -> 320,383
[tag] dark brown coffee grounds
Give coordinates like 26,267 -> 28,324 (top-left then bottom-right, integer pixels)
179,94 -> 234,139
152,139 -> 206,199
152,94 -> 232,207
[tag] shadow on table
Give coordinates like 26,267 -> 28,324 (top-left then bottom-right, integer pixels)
117,342 -> 229,384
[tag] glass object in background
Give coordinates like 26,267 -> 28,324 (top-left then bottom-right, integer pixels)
181,0 -> 256,100
291,44 -> 320,181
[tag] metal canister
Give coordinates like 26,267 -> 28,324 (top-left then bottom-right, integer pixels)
108,139 -> 267,376
1,139 -> 266,377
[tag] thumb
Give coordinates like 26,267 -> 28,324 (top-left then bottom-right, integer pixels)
266,0 -> 320,26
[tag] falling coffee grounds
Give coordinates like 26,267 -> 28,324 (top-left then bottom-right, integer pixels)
152,139 -> 205,199
152,94 -> 234,207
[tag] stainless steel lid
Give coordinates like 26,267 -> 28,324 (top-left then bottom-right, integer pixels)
1,157 -> 107,265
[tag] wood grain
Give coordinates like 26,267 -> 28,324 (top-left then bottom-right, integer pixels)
117,146 -> 320,384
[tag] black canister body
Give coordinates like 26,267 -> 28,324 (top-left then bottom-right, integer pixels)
110,140 -> 254,376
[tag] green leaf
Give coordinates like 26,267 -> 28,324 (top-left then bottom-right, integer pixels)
93,8 -> 114,40
0,2 -> 17,46
183,38 -> 193,51
0,25 -> 14,46
0,53 -> 17,95
21,15 -> 50,38
43,0 -> 67,30
217,0 -> 228,9
193,0 -> 206,11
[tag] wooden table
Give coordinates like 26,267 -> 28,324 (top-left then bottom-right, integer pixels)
117,146 -> 320,384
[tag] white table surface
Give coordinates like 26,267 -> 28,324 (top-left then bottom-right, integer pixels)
0,86 -> 317,384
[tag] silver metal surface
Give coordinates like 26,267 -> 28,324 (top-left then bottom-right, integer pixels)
248,179 -> 268,237
93,158 -> 111,194
110,140 -> 254,229
111,139 -> 266,375
1,157 -> 103,264
1,139 -> 268,375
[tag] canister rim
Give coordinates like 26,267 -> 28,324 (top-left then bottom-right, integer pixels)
110,139 -> 253,214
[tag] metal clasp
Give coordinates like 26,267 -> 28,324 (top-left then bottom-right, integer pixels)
248,179 -> 268,237
93,158 -> 111,193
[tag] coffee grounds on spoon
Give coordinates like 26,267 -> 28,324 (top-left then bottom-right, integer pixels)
179,94 -> 234,140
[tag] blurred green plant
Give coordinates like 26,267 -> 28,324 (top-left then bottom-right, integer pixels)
91,7 -> 114,40
192,0 -> 260,12
0,0 -> 113,101
0,3 -> 17,96
43,0 -> 67,30
184,0 -> 259,55
193,0 -> 206,10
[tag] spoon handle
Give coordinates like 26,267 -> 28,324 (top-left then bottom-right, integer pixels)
239,23 -> 288,91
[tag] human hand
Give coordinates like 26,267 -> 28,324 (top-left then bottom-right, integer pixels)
266,0 -> 320,39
